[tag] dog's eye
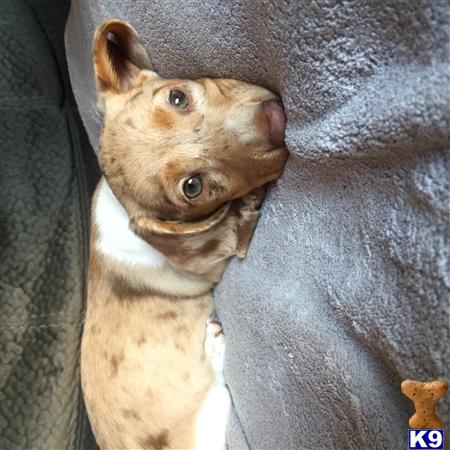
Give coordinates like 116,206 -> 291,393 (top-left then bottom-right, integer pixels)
183,176 -> 202,198
169,90 -> 188,109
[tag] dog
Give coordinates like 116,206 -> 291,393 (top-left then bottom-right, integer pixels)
81,19 -> 288,450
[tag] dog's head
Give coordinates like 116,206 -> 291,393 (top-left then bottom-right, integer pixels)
93,19 -> 288,279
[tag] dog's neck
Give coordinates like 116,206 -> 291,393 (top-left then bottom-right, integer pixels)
94,178 -> 212,297
95,179 -> 167,268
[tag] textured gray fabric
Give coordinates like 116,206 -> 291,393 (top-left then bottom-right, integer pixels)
0,0 -> 99,448
65,1 -> 450,449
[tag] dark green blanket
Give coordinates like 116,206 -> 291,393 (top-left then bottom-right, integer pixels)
0,0 -> 98,448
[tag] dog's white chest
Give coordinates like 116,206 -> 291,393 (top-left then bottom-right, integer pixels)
95,180 -> 167,268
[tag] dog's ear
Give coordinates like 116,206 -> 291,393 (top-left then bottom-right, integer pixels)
130,191 -> 265,281
93,19 -> 153,94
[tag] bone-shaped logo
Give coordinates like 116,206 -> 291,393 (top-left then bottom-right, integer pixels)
401,379 -> 448,429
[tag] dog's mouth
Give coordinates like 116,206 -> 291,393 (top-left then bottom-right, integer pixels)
152,184 -> 266,232
139,202 -> 232,236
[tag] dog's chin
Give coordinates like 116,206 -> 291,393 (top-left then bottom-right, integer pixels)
262,144 -> 288,160
269,144 -> 288,154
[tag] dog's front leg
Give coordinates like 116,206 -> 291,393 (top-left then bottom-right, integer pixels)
195,319 -> 230,450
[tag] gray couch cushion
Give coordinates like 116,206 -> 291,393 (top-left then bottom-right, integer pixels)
65,1 -> 450,448
0,0 -> 98,447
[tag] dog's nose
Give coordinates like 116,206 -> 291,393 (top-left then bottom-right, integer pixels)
261,99 -> 286,148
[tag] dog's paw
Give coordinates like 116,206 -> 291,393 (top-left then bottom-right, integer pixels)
204,319 -> 225,382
